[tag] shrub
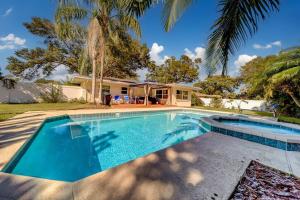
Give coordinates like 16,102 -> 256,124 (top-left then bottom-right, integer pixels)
209,97 -> 223,108
40,84 -> 64,103
191,93 -> 204,106
69,97 -> 86,104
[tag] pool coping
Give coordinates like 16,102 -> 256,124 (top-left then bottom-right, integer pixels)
2,107 -> 299,179
0,107 -> 300,199
1,108 -> 208,176
200,115 -> 300,151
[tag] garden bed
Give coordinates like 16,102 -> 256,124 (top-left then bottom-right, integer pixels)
230,160 -> 300,199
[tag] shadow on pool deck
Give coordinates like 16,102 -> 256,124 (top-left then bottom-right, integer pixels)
0,112 -> 47,170
1,132 -> 300,200
72,132 -> 300,200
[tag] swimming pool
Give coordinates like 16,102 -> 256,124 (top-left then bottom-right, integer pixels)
5,110 -> 210,182
220,119 -> 300,135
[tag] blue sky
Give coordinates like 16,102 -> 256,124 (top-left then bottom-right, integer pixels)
1,0 -> 300,80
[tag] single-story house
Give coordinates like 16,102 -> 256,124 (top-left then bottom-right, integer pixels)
71,75 -> 194,107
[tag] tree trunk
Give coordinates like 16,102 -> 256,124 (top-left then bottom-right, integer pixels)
98,36 -> 105,104
91,52 -> 97,104
287,91 -> 300,108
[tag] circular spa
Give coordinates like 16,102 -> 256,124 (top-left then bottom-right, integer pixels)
200,116 -> 300,152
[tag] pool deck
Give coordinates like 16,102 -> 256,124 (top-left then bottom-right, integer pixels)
0,107 -> 300,200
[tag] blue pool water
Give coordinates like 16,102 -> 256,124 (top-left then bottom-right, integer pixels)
221,120 -> 300,135
9,111 -> 209,181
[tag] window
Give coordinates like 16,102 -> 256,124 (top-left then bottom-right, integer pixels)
176,90 -> 189,100
156,89 -> 168,99
121,87 -> 128,95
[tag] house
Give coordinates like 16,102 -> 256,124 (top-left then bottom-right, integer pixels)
71,75 -> 194,107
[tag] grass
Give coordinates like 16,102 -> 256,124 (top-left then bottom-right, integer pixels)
1,103 -> 299,125
193,106 -> 300,125
0,103 -> 98,122
278,115 -> 300,125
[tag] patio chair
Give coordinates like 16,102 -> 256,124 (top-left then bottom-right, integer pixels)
112,95 -> 121,104
137,96 -> 144,104
149,96 -> 158,104
124,95 -> 130,104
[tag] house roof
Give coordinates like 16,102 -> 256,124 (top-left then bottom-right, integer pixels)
71,75 -> 197,90
129,82 -> 171,89
71,75 -> 138,85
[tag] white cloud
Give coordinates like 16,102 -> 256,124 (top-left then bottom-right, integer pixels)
0,44 -> 15,50
48,65 -> 71,81
253,44 -> 272,49
234,54 -> 257,68
184,47 -> 206,62
0,33 -> 26,45
0,33 -> 26,50
149,43 -> 169,65
271,41 -> 282,47
253,40 -> 282,50
2,8 -> 13,17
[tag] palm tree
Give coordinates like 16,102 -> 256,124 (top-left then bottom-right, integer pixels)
56,0 -> 141,104
265,49 -> 300,107
125,0 -> 280,76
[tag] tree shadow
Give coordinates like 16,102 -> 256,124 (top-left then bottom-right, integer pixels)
162,121 -> 201,145
74,135 -> 213,200
0,173 -> 72,199
0,126 -> 39,150
0,119 -> 43,132
92,131 -> 118,154
2,113 -> 46,122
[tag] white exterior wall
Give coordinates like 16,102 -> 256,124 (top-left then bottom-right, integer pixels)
105,83 -> 125,97
170,87 -> 192,107
61,85 -> 87,101
0,82 -> 86,103
200,97 -> 267,111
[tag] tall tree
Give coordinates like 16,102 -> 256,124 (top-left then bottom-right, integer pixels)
264,48 -> 300,108
239,47 -> 300,116
194,75 -> 241,98
126,0 -> 280,76
239,55 -> 277,98
6,17 -> 149,81
146,55 -> 200,83
56,0 -> 141,104
6,17 -> 86,80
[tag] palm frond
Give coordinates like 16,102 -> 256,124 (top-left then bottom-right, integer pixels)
120,15 -> 141,37
270,66 -> 300,84
206,0 -> 280,76
55,4 -> 88,40
123,0 -> 156,17
162,0 -> 193,31
266,59 -> 300,75
55,5 -> 87,22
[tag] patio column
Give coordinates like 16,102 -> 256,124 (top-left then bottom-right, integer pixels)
168,87 -> 171,105
143,85 -> 151,105
144,85 -> 148,105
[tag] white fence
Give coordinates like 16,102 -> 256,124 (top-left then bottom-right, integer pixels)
200,97 -> 267,111
0,82 -> 86,103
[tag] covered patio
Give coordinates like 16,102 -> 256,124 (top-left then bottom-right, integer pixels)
129,82 -> 172,106
111,104 -> 172,109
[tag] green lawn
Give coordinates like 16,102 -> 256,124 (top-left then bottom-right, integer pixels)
193,106 -> 300,125
0,103 -> 98,121
1,103 -> 299,125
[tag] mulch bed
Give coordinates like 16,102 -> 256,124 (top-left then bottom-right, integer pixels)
230,160 -> 300,200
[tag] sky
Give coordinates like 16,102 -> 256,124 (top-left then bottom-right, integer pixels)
1,0 -> 300,81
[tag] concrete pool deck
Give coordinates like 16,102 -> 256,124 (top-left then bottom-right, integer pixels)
0,107 -> 300,199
